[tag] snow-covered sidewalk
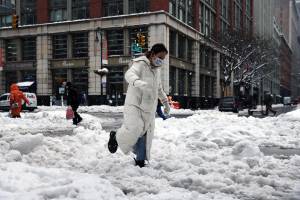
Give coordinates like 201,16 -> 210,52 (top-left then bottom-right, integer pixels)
0,107 -> 300,199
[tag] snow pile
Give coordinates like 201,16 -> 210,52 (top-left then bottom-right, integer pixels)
0,163 -> 126,200
0,107 -> 299,199
38,105 -> 197,115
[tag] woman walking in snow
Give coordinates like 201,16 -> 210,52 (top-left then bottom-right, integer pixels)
108,43 -> 170,167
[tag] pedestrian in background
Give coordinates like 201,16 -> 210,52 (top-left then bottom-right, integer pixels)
66,82 -> 82,125
108,43 -> 170,168
9,84 -> 30,118
264,92 -> 276,116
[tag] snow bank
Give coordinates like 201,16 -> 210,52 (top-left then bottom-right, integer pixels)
0,162 -> 126,200
0,107 -> 299,199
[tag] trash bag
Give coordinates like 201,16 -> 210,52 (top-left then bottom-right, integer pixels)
66,107 -> 74,120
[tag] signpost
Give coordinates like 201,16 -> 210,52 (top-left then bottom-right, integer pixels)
59,87 -> 65,106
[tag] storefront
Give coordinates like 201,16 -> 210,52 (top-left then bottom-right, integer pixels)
104,56 -> 131,105
51,59 -> 88,104
3,61 -> 36,92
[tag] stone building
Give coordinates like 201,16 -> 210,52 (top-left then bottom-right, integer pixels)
0,0 -> 253,108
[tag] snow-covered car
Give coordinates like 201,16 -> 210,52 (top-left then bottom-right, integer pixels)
0,92 -> 37,111
283,96 -> 291,106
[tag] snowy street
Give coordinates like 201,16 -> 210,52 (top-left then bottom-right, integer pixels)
0,106 -> 300,200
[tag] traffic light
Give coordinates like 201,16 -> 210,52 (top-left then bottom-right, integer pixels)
140,34 -> 146,47
136,33 -> 146,47
12,14 -> 19,29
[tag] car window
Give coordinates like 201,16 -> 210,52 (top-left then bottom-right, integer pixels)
222,97 -> 234,103
0,95 -> 8,101
26,93 -> 35,98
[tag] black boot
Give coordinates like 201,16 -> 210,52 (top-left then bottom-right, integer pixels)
77,117 -> 82,124
73,118 -> 78,125
134,159 -> 145,168
108,131 -> 118,153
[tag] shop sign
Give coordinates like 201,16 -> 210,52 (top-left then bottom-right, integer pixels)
51,59 -> 87,68
5,62 -> 34,69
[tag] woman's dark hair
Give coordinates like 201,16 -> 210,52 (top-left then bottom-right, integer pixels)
145,43 -> 168,58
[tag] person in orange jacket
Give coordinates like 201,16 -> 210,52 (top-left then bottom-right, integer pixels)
9,84 -> 30,118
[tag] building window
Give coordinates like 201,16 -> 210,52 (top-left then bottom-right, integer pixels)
21,0 -> 36,25
169,67 -> 177,95
187,0 -> 193,26
200,46 -> 205,67
178,0 -> 186,22
205,76 -> 210,96
129,27 -> 148,54
49,0 -> 67,22
169,0 -> 176,16
53,34 -> 68,59
246,0 -> 251,16
107,29 -> 124,56
0,15 -> 12,28
72,68 -> 88,94
178,34 -> 186,60
103,0 -> 123,16
187,39 -> 193,61
72,32 -> 88,57
200,2 -> 215,37
23,37 -> 36,60
72,0 -> 89,19
6,40 -> 17,62
129,0 -> 149,14
169,30 -> 177,56
234,1 -> 242,29
221,0 -> 228,20
178,69 -> 185,95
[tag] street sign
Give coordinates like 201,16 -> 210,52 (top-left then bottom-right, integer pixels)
59,87 -> 65,94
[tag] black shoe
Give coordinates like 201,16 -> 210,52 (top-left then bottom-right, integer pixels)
134,158 -> 145,168
108,131 -> 118,153
77,117 -> 82,124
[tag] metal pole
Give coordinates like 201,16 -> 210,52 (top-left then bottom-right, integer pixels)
100,30 -> 103,99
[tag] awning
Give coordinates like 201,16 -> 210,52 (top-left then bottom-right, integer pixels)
17,81 -> 35,87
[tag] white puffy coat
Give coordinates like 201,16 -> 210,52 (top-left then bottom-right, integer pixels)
116,56 -> 168,160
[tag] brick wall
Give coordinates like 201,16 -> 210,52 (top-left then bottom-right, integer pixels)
37,0 -> 48,23
149,0 -> 169,12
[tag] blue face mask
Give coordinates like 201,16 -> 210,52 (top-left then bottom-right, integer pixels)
153,57 -> 163,67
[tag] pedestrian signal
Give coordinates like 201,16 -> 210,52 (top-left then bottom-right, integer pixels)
12,15 -> 19,29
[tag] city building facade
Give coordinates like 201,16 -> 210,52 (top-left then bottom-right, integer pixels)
0,0 -> 253,108
274,0 -> 300,98
253,0 -> 281,103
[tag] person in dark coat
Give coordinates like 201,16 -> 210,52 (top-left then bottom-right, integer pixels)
264,93 -> 276,116
66,82 -> 82,125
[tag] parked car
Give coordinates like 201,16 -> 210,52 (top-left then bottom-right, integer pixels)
283,96 -> 291,106
292,99 -> 299,105
218,96 -> 241,113
0,92 -> 37,111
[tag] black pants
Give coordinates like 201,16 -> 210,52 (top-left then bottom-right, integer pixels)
71,105 -> 82,124
265,104 -> 276,115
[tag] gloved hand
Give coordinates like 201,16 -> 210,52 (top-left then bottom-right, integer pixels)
162,101 -> 170,115
134,80 -> 147,88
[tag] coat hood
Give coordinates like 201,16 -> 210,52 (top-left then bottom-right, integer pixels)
132,56 -> 151,66
10,84 -> 19,92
